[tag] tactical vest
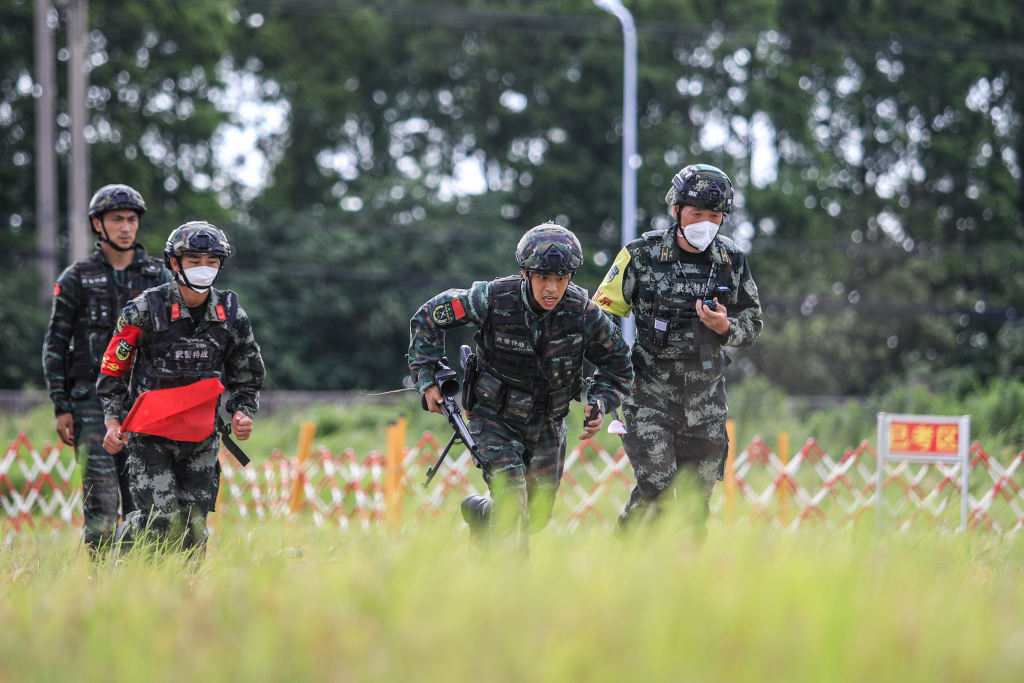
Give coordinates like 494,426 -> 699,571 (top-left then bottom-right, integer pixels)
68,250 -> 164,382
633,232 -> 736,371
471,275 -> 587,422
145,288 -> 238,390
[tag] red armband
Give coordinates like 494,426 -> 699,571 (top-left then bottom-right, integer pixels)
100,325 -> 142,377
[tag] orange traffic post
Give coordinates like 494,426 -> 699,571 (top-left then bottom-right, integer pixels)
289,421 -> 317,516
385,417 -> 407,530
724,419 -> 736,523
777,431 -> 790,526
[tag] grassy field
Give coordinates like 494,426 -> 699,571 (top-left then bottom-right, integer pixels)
6,380 -> 1024,681
3,517 -> 1024,682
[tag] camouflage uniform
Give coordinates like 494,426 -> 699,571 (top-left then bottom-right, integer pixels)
42,243 -> 169,550
96,277 -> 265,550
410,230 -> 632,547
594,165 -> 762,528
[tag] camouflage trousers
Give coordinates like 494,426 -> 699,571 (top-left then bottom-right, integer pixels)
619,368 -> 729,528
467,405 -> 568,549
125,431 -> 220,551
71,391 -> 133,549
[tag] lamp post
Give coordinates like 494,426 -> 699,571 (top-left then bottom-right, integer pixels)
593,0 -> 638,344
65,0 -> 91,264
34,0 -> 58,306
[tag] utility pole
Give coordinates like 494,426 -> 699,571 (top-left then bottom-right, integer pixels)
593,0 -> 638,344
66,0 -> 91,264
34,0 -> 59,306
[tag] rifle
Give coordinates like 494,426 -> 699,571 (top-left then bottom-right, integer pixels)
419,348 -> 484,489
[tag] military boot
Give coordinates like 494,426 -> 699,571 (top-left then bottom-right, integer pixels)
460,494 -> 492,542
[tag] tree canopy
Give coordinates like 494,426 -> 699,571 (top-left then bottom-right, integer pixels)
2,0 -> 1022,395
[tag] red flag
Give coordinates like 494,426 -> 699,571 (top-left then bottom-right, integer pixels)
121,378 -> 225,442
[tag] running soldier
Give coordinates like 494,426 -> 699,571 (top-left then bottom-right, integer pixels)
594,164 -> 762,536
409,223 -> 633,550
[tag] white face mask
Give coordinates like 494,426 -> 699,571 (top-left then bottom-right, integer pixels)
681,220 -> 720,252
179,265 -> 219,291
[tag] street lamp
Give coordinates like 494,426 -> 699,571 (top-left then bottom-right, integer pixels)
593,0 -> 638,344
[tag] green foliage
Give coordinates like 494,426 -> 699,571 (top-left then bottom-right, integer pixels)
4,0 -> 1024,393
0,264 -> 47,389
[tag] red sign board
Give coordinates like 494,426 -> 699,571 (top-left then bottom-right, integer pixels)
888,422 -> 959,454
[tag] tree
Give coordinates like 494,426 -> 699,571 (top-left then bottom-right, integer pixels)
0,0 -> 242,388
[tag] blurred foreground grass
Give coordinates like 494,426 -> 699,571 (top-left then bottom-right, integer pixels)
3,517 -> 1024,682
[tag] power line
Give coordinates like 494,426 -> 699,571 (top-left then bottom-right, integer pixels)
141,0 -> 1024,60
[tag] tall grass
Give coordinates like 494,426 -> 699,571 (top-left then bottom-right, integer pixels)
3,516 -> 1024,682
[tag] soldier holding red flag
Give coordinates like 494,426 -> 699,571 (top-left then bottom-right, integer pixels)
96,222 -> 265,553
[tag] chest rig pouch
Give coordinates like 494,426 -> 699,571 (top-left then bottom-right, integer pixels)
472,276 -> 586,422
73,257 -> 116,375
147,289 -> 237,390
69,254 -> 165,380
636,234 -> 736,372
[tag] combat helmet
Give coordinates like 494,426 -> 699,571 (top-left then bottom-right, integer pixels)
515,222 -> 584,276
665,164 -> 734,215
164,221 -> 232,292
164,221 -> 232,261
88,184 -> 147,251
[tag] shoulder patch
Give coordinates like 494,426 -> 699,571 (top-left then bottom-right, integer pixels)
53,283 -> 60,297
431,300 -> 457,325
451,298 -> 466,320
716,234 -> 738,250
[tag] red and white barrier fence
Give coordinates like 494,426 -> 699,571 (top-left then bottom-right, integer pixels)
5,425 -> 1024,537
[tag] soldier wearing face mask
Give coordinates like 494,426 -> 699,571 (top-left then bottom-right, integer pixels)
593,164 -> 762,537
96,222 -> 265,554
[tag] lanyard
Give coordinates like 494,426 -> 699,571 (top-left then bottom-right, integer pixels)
673,261 -> 717,301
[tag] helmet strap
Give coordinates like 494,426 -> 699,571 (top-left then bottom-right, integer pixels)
522,272 -> 543,313
522,269 -> 572,313
96,215 -> 136,252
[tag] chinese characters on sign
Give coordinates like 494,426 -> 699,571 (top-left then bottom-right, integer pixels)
889,422 -> 959,454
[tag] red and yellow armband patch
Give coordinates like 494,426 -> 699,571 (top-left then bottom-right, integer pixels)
100,324 -> 142,377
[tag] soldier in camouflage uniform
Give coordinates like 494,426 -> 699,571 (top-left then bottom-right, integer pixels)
42,184 -> 171,554
96,222 -> 265,552
409,224 -> 633,550
594,165 -> 762,534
